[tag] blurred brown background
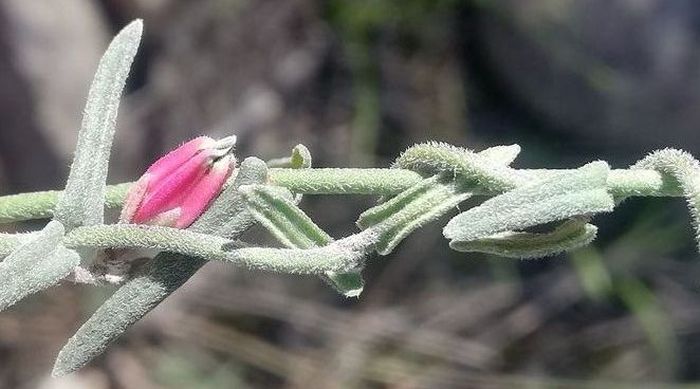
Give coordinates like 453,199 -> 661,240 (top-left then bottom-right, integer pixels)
2,0 -> 700,388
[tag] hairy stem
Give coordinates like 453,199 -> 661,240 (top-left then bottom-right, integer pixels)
1,224 -> 353,274
0,183 -> 130,223
0,168 -> 684,225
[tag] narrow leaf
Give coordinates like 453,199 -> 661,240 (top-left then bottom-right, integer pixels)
359,175 -> 471,255
477,144 -> 521,166
321,270 -> 364,297
0,221 -> 80,311
241,185 -> 330,248
241,184 -> 364,296
393,142 -> 525,191
0,183 -> 131,225
358,145 -> 522,255
64,225 -> 231,259
444,161 -> 614,245
0,233 -> 25,259
450,219 -> 598,258
54,20 -> 142,230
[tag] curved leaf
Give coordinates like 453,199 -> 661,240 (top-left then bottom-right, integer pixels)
444,161 -> 614,245
54,20 -> 142,230
450,219 -> 598,258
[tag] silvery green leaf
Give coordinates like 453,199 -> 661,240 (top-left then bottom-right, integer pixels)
52,252 -> 202,377
241,184 -> 364,296
53,20 -> 142,230
268,168 -> 424,196
264,146 -> 363,295
450,219 -> 598,258
358,144 -> 522,255
393,142 -> 526,191
266,144 -> 312,169
476,144 -> 521,166
0,221 -> 80,311
444,161 -> 615,247
0,233 -> 24,259
241,185 -> 329,248
53,157 -> 266,376
289,144 -> 312,169
358,174 -> 471,255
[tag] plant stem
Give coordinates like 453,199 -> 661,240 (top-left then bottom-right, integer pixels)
63,225 -> 232,258
268,168 -> 423,195
0,168 -> 683,225
0,183 -> 131,223
1,224 -> 348,274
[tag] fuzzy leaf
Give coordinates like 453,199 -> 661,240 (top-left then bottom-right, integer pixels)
289,144 -> 312,169
393,142 -> 525,191
476,144 -> 521,166
241,184 -> 364,296
444,161 -> 615,247
358,175 -> 471,255
0,221 -> 80,311
53,157 -> 267,376
53,20 -> 142,230
0,233 -> 25,259
450,219 -> 598,258
241,185 -> 329,247
266,144 -> 312,169
358,145 -> 522,255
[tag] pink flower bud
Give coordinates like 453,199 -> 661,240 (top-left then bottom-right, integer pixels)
119,135 -> 236,228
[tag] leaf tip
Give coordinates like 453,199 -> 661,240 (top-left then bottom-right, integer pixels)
51,349 -> 75,378
124,18 -> 144,36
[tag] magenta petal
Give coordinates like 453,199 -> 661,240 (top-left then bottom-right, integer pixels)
145,136 -> 214,180
174,155 -> 234,228
132,151 -> 211,223
121,134 -> 236,229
